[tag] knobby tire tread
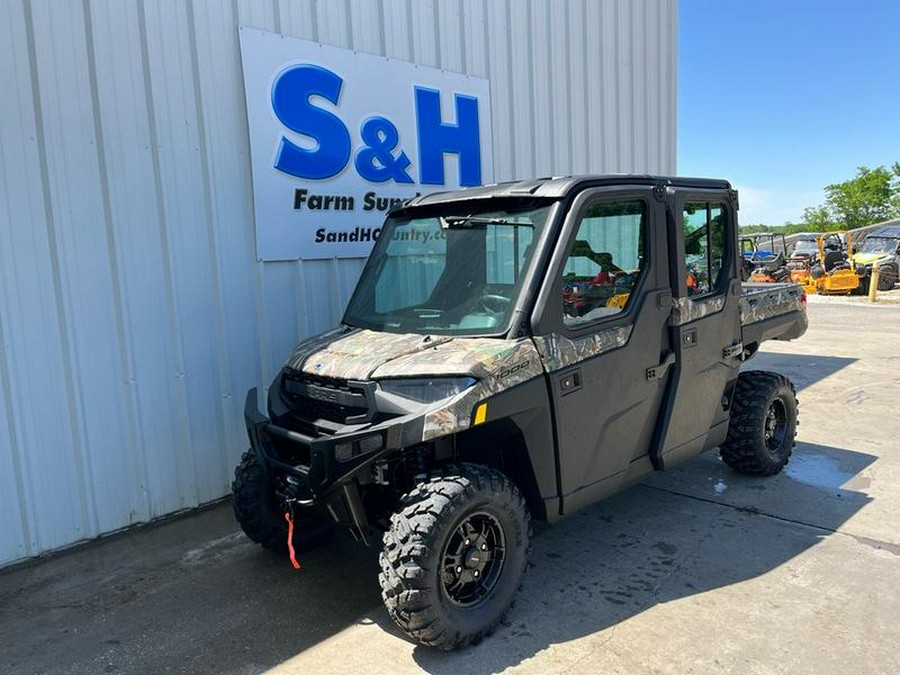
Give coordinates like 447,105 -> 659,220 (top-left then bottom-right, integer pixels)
378,464 -> 530,650
720,370 -> 798,476
232,449 -> 332,554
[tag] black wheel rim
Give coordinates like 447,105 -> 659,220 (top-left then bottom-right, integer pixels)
440,511 -> 506,608
764,398 -> 788,455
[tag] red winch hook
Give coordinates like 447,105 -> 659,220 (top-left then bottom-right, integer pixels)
284,510 -> 301,570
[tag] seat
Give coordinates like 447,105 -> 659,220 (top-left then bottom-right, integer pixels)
823,250 -> 844,272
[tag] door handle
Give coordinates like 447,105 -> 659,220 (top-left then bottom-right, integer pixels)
723,342 -> 745,360
559,369 -> 582,395
647,352 -> 676,381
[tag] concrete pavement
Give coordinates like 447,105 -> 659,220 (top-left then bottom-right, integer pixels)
1,301 -> 898,674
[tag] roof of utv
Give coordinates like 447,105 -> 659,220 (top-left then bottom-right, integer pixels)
868,224 -> 900,238
401,174 -> 732,210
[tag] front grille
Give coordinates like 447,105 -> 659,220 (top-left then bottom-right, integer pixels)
298,396 -> 368,424
281,371 -> 372,429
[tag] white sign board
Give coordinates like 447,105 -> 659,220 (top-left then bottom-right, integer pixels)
239,28 -> 494,261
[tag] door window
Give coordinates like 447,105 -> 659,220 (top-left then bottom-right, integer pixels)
561,200 -> 646,326
683,202 -> 728,297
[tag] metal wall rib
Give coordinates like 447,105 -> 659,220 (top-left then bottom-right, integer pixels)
0,0 -> 677,566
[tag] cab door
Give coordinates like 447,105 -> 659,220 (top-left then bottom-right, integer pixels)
530,187 -> 672,515
652,189 -> 743,470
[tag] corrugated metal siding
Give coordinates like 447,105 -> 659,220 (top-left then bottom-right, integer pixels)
0,0 -> 676,566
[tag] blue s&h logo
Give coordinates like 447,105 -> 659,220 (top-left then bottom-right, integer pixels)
270,64 -> 482,187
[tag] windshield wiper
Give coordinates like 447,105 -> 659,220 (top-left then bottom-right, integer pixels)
441,215 -> 534,229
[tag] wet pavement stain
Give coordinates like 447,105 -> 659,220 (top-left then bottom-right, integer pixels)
849,534 -> 900,556
786,453 -> 856,493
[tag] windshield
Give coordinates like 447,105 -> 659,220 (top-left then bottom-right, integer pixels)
343,202 -> 554,335
858,236 -> 899,254
753,238 -> 780,255
792,240 -> 818,254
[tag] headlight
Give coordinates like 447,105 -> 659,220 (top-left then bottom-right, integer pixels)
378,377 -> 476,403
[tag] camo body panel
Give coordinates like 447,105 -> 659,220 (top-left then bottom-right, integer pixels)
283,284 -> 801,443
533,325 -> 633,372
739,283 -> 804,325
418,339 -> 544,440
286,327 -> 544,440
372,337 -> 543,380
286,328 -> 454,380
670,296 -> 726,325
284,326 -> 349,372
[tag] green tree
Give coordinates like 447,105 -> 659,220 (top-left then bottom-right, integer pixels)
799,205 -> 833,232
892,162 -> 900,214
739,223 -> 773,233
823,165 -> 900,229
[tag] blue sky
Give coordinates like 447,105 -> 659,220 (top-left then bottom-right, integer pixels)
679,0 -> 900,226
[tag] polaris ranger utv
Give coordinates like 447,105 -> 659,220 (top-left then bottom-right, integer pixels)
234,176 -> 808,649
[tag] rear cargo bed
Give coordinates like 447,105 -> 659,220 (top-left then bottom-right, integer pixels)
740,282 -> 807,350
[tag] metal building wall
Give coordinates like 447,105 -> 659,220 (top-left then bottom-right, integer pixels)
0,0 -> 677,566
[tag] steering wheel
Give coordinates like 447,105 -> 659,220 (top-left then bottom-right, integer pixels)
478,294 -> 511,314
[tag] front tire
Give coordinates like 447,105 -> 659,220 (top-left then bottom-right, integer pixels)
232,449 -> 332,554
720,371 -> 798,475
379,464 -> 530,650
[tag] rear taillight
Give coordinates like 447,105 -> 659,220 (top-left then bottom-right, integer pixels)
800,291 -> 808,311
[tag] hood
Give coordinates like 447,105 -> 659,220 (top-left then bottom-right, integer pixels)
285,328 -> 538,381
851,252 -> 892,265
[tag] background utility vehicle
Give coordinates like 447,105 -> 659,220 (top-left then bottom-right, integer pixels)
851,224 -> 900,291
234,176 -> 808,650
742,233 -> 791,283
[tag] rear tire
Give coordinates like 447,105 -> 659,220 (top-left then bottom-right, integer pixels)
877,266 -> 897,291
232,449 -> 332,553
720,371 -> 798,476
379,464 -> 530,650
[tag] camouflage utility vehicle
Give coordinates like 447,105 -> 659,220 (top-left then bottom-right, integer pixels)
234,175 -> 808,649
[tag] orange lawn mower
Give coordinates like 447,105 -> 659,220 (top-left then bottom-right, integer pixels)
787,232 -> 864,295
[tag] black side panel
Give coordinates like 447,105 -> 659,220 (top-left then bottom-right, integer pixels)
549,288 -> 671,514
662,294 -> 741,466
653,189 -> 743,470
528,187 -> 672,516
455,376 -> 557,522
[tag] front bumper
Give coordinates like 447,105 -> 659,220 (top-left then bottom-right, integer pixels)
243,388 -> 424,542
